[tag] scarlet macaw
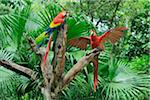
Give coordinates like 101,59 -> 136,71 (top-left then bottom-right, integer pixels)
36,10 -> 68,64
68,27 -> 128,92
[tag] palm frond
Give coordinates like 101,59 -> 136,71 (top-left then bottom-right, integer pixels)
17,77 -> 44,99
35,2 -> 92,40
61,74 -> 91,99
63,43 -> 150,100
0,48 -> 26,99
0,48 -> 14,61
0,4 -> 31,49
99,59 -> 150,100
36,2 -> 61,29
0,67 -> 21,100
67,14 -> 92,40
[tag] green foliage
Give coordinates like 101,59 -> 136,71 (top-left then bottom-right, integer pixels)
62,51 -> 150,100
124,9 -> 150,58
99,59 -> 149,100
61,74 -> 92,100
62,44 -> 150,99
17,78 -> 44,99
37,2 -> 62,29
0,5 -> 31,49
0,67 -> 20,100
115,0 -> 150,59
0,49 -> 27,100
64,0 -> 150,59
129,55 -> 150,73
0,0 -> 149,99
0,3 -> 11,15
0,48 -> 14,61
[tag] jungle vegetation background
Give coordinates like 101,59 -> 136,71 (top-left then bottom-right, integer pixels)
0,0 -> 149,99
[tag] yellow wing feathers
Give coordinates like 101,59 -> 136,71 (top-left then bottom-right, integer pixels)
49,21 -> 61,28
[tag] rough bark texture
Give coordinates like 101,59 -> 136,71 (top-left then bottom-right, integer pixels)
0,24 -> 101,100
0,60 -> 38,80
63,48 -> 100,86
39,25 -> 67,100
28,37 -> 43,60
51,25 -> 67,98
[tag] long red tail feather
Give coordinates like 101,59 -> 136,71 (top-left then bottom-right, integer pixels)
93,55 -> 99,92
44,35 -> 52,64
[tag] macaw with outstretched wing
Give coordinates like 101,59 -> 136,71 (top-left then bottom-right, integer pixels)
68,27 -> 128,92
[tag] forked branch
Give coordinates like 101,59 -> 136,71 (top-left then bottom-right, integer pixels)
63,48 -> 100,86
27,37 -> 43,61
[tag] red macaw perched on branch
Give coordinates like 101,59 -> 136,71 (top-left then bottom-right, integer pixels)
43,10 -> 68,64
68,27 -> 128,92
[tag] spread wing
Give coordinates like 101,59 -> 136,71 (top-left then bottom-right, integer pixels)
68,37 -> 90,50
99,27 -> 128,44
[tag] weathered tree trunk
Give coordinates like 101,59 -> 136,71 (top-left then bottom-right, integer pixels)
41,25 -> 67,100
0,25 -> 101,100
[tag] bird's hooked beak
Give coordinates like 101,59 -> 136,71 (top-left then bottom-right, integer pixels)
62,10 -> 69,17
90,30 -> 95,36
61,10 -> 67,17
66,11 -> 69,16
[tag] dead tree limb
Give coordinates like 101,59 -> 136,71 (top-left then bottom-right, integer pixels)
96,18 -> 101,27
27,37 -> 43,61
26,35 -> 54,100
0,22 -> 101,100
0,60 -> 37,80
40,25 -> 67,100
109,0 -> 122,27
28,36 -> 54,87
63,48 -> 100,86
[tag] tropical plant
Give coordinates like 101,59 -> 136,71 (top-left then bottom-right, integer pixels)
61,46 -> 150,100
128,54 -> 150,73
0,49 -> 28,100
0,0 -> 149,100
0,1 -> 92,99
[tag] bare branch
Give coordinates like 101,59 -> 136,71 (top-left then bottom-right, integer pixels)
79,0 -> 83,13
0,60 -> 38,80
109,0 -> 122,27
90,0 -> 111,14
96,18 -> 101,27
27,35 -> 54,86
63,48 -> 100,86
27,37 -> 43,61
53,0 -> 66,10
